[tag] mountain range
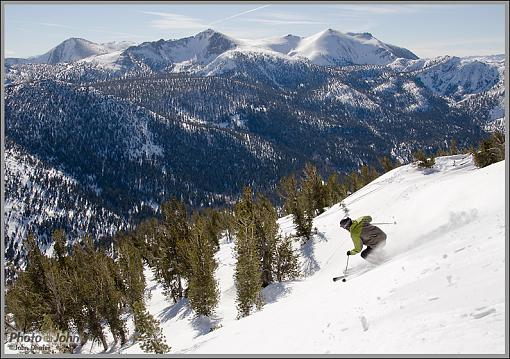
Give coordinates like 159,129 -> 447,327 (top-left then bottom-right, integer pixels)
7,29 -> 418,69
4,29 -> 505,267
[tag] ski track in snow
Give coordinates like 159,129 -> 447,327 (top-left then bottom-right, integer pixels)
74,155 -> 505,355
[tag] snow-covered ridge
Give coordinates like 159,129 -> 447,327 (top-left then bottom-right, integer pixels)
239,29 -> 418,66
6,28 -> 417,69
388,55 -> 505,101
118,29 -> 238,72
111,28 -> 419,73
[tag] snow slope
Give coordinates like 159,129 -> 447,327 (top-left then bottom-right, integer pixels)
80,155 -> 506,354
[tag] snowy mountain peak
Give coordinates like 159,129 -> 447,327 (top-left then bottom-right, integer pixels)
313,28 -> 347,40
68,37 -> 91,42
36,38 -> 109,64
196,28 -> 222,38
287,28 -> 419,66
119,29 -> 238,71
6,38 -> 134,65
322,28 -> 336,33
185,29 -> 236,45
198,28 -> 216,34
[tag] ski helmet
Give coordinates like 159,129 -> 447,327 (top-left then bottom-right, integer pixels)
340,217 -> 352,229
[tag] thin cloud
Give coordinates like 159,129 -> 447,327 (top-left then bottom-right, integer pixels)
17,21 -> 143,43
207,5 -> 271,26
6,49 -> 16,56
243,18 -> 325,25
242,12 -> 325,25
38,22 -> 75,29
141,11 -> 207,30
334,4 -> 420,15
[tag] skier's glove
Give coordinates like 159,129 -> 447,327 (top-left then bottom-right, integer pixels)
346,251 -> 351,256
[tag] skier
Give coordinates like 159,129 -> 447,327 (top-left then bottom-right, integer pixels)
340,216 -> 387,264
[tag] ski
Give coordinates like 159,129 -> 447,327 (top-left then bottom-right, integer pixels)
333,258 -> 390,282
332,265 -> 372,282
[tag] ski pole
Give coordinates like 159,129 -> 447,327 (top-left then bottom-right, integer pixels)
343,254 -> 350,275
340,255 -> 350,282
371,221 -> 397,225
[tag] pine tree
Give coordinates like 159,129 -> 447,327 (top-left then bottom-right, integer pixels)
274,235 -> 300,282
99,251 -> 127,346
233,187 -> 263,318
277,173 -> 314,241
347,171 -> 364,192
324,173 -> 346,207
66,242 -> 92,347
132,301 -> 170,354
294,193 -> 314,242
201,207 -> 224,251
5,270 -> 46,332
52,229 -> 68,265
435,147 -> 448,157
187,213 -> 219,317
277,174 -> 299,216
135,218 -> 159,265
117,234 -> 146,307
254,194 -> 278,287
222,209 -> 236,244
71,237 -> 126,351
449,138 -> 458,155
360,165 -> 379,186
413,149 -> 436,168
156,198 -> 190,302
473,131 -> 505,168
77,239 -> 110,351
25,232 -> 48,297
43,256 -> 71,331
379,156 -> 395,173
301,163 -> 328,216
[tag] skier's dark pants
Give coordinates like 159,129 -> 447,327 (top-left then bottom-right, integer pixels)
360,240 -> 386,260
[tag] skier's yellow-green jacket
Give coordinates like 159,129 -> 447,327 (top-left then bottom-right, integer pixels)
348,216 -> 387,255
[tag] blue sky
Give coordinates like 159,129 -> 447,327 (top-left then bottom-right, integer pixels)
3,3 -> 506,58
